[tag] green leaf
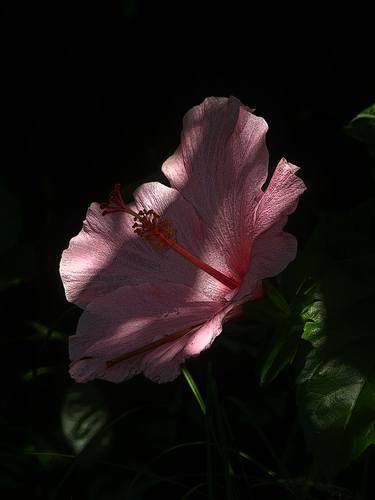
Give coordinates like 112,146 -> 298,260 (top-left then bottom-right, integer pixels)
258,281 -> 319,386
288,200 -> 375,478
301,292 -> 326,347
61,385 -> 111,456
296,246 -> 375,477
347,103 -> 375,145
297,340 -> 375,477
347,103 -> 375,159
182,366 -> 206,415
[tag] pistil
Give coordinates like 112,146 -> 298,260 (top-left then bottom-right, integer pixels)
101,184 -> 240,290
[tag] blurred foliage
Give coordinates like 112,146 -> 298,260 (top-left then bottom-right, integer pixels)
295,205 -> 375,478
295,104 -> 375,481
237,197 -> 375,481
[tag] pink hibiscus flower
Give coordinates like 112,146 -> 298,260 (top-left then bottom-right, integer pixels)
60,96 -> 306,384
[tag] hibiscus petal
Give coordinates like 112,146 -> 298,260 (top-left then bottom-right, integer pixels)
60,182 -> 230,308
253,158 -> 306,238
143,310 -> 227,383
162,96 -> 269,277
235,226 -> 297,301
69,282 -> 228,383
236,158 -> 306,300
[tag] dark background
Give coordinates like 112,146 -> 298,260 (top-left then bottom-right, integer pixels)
2,3 -> 375,499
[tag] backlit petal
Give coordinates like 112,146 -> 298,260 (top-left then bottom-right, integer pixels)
69,282 -> 227,383
162,96 -> 269,278
60,182 -> 230,307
